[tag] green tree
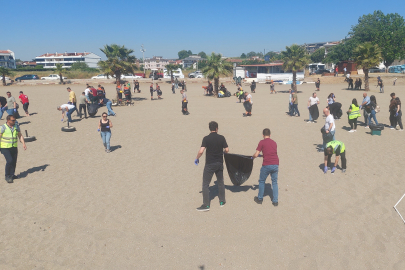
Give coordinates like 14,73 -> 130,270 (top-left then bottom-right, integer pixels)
165,64 -> 182,80
55,63 -> 65,84
323,39 -> 359,64
178,50 -> 192,59
70,61 -> 89,70
246,51 -> 257,58
201,52 -> 233,96
310,48 -> 325,63
198,51 -> 207,58
0,67 -> 13,86
197,60 -> 208,70
281,44 -> 310,91
240,53 -> 247,58
353,42 -> 382,91
350,10 -> 405,68
265,51 -> 282,61
98,44 -> 137,84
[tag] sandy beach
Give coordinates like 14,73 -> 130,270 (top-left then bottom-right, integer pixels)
0,79 -> 405,269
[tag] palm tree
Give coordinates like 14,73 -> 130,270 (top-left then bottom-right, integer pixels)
98,44 -> 137,84
353,42 -> 382,91
55,63 -> 65,84
201,52 -> 233,95
165,64 -> 181,80
0,67 -> 13,86
280,44 -> 310,91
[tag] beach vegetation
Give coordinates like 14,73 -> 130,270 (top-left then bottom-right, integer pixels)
353,42 -> 382,91
201,52 -> 233,96
281,44 -> 310,91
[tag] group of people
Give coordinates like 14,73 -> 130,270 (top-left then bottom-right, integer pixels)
0,91 -> 30,120
194,122 -> 279,211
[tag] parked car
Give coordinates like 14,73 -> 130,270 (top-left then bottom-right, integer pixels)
15,74 -> 40,82
149,69 -> 164,80
188,70 -> 204,78
0,76 -> 11,81
91,74 -> 115,79
163,68 -> 184,79
134,73 -> 146,78
41,74 -> 67,80
369,67 -> 386,73
313,69 -> 331,75
121,74 -> 143,79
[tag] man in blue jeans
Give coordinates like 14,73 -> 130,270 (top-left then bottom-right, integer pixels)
102,98 -> 116,116
57,104 -> 76,122
252,128 -> 279,206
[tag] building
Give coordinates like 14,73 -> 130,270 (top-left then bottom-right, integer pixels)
0,50 -> 16,69
236,62 -> 305,82
143,56 -> 172,70
303,41 -> 340,54
35,52 -> 101,68
182,55 -> 202,68
18,61 -> 37,67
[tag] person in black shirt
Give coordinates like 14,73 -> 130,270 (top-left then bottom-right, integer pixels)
0,96 -> 7,120
195,121 -> 229,211
250,80 -> 256,93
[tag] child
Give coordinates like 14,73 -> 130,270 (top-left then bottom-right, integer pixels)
181,90 -> 189,115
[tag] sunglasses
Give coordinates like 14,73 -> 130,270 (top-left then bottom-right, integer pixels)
102,115 -> 107,117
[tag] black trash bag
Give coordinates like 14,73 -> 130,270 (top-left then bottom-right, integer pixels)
88,103 -> 99,117
224,153 -> 254,186
369,123 -> 385,131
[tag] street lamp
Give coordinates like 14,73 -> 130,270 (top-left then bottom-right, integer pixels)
140,44 -> 146,75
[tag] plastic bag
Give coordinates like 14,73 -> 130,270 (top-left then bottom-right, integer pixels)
224,153 -> 254,186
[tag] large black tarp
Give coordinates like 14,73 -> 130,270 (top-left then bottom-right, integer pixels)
88,104 -> 99,116
224,153 -> 254,186
309,104 -> 319,120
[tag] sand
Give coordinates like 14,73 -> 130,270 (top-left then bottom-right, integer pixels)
0,79 -> 405,269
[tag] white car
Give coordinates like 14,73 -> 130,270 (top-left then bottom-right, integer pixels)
0,76 -> 11,81
41,74 -> 67,80
121,74 -> 143,79
189,71 -> 204,78
91,74 -> 115,79
163,68 -> 184,79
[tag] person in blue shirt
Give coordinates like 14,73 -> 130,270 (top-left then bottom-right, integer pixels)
360,92 -> 371,127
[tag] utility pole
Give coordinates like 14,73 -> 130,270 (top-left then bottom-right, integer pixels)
140,44 -> 146,76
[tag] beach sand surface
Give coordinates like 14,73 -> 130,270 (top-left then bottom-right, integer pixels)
0,81 -> 404,269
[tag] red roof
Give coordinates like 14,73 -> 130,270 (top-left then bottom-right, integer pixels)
0,50 -> 11,54
226,59 -> 243,63
37,52 -> 90,57
240,63 -> 283,67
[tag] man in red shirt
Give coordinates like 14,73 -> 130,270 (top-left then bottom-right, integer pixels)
18,91 -> 29,117
251,128 -> 279,206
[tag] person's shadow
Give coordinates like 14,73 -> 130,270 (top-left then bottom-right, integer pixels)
110,145 -> 122,152
251,183 -> 274,201
314,143 -> 323,152
18,164 -> 50,178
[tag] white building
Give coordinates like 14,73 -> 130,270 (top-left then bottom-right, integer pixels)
0,50 -> 16,69
35,52 -> 101,68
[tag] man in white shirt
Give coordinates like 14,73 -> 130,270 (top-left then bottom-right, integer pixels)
84,86 -> 91,102
307,92 -> 320,123
57,104 -> 76,123
243,92 -> 253,117
322,108 -> 335,150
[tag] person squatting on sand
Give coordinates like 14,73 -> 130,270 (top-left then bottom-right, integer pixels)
324,140 -> 347,174
195,121 -> 229,212
57,103 -> 76,123
181,90 -> 189,115
243,91 -> 253,117
252,128 -> 279,206
347,98 -> 361,132
0,115 -> 27,183
98,112 -> 113,153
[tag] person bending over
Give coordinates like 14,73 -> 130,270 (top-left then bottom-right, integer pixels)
324,140 -> 346,174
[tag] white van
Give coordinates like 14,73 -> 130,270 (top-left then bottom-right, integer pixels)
163,68 -> 184,79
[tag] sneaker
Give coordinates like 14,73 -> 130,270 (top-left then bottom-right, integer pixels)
12,175 -> 19,179
307,121 -> 312,123
354,130 -> 357,132
342,169 -> 346,173
5,177 -> 13,184
196,205 -> 210,212
272,202 -> 278,206
254,196 -> 263,204
389,126 -> 395,129
243,113 -> 247,117
220,201 -> 226,207
365,126 -> 369,129
106,149 -> 110,153
399,129 -> 404,132
348,130 -> 355,133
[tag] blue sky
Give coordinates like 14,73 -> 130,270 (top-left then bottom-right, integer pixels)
2,0 -> 405,60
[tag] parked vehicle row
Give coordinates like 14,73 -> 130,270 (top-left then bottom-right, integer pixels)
15,74 -> 40,82
41,74 -> 67,80
91,74 -> 144,79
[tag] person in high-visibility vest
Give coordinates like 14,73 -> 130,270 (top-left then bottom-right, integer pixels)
324,140 -> 346,174
347,98 -> 361,132
0,115 -> 27,183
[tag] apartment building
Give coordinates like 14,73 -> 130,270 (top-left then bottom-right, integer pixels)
143,56 -> 174,70
35,52 -> 101,68
0,50 -> 16,69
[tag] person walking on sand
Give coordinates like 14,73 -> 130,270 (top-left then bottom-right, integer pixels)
360,92 -> 371,127
0,115 -> 27,183
171,80 -> 175,94
67,87 -> 79,116
98,112 -> 113,153
347,98 -> 361,132
0,95 -> 7,120
393,78 -> 397,86
150,83 -> 154,100
194,121 -> 229,211
307,92 -> 319,123
57,103 -> 76,123
243,91 -> 253,117
251,80 -> 256,93
5,92 -> 17,117
378,79 -> 384,93
18,91 -> 29,117
181,89 -> 189,115
324,140 -> 346,174
270,80 -> 276,94
315,78 -> 320,91
322,108 -> 335,151
78,92 -> 89,119
101,97 -> 116,117
290,89 -> 300,117
252,128 -> 279,206
156,83 -> 162,99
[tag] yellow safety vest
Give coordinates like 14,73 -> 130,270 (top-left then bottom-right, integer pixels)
349,104 -> 361,119
0,124 -> 18,148
326,141 -> 345,154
